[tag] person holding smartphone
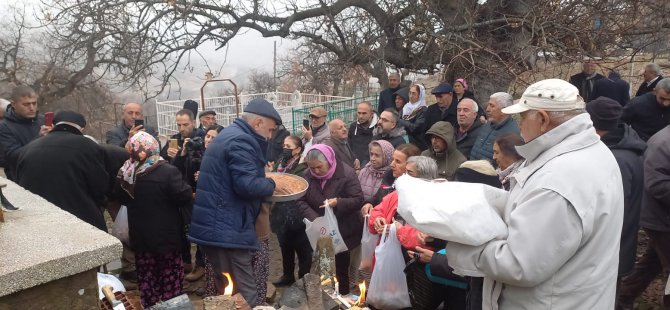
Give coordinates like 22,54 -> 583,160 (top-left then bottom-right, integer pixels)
0,86 -> 52,181
301,107 -> 330,149
105,102 -> 157,148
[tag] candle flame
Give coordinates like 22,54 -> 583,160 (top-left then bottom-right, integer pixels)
357,281 -> 366,305
222,272 -> 233,296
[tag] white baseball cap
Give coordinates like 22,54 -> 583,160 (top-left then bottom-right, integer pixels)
502,79 -> 585,114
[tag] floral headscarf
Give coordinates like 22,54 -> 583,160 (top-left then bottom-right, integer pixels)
117,131 -> 164,198
358,140 -> 395,200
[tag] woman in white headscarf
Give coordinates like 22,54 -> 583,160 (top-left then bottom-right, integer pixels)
398,84 -> 428,150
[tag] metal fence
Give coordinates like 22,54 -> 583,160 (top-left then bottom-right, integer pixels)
290,95 -> 379,135
155,92 -> 350,136
155,92 -> 378,136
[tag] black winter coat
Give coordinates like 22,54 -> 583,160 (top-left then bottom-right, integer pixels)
105,123 -> 158,148
601,125 -> 646,276
0,108 -> 44,180
377,86 -> 401,115
267,125 -> 290,163
118,161 -> 193,253
298,162 -> 365,250
100,144 -> 131,199
348,119 -> 376,166
590,77 -> 630,106
16,125 -> 108,230
423,102 -> 458,139
621,92 -> 670,141
635,75 -> 663,97
455,120 -> 484,159
569,72 -> 605,100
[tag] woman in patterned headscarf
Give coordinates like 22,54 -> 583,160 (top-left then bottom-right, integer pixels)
117,131 -> 193,308
357,140 -> 395,201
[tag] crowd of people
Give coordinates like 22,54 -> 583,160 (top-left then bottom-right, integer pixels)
0,61 -> 668,310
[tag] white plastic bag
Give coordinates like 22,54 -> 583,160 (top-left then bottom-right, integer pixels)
303,204 -> 348,254
395,175 -> 509,246
97,272 -> 126,299
111,205 -> 129,244
367,224 -> 411,309
359,215 -> 377,271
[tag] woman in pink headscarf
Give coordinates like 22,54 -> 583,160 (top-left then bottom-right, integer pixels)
453,78 -> 475,103
117,131 -> 193,308
298,144 -> 364,296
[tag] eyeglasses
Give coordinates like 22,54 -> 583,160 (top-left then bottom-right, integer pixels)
309,115 -> 326,119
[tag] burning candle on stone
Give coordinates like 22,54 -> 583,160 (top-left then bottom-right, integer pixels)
334,277 -> 340,296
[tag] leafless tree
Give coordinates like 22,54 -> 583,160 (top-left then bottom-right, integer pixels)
246,69 -> 275,93
38,0 -> 670,100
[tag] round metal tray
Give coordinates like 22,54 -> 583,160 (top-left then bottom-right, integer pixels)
265,172 -> 309,202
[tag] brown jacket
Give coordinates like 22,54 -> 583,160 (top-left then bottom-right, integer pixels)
298,162 -> 364,249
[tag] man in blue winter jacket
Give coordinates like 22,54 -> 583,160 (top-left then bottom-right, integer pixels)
188,98 -> 287,306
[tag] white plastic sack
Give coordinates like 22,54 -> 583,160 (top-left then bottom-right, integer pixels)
366,224 -> 411,309
111,205 -> 129,244
304,204 -> 348,254
359,215 -> 377,271
395,175 -> 509,246
97,272 -> 126,299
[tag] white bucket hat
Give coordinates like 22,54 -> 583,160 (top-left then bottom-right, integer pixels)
502,79 -> 585,114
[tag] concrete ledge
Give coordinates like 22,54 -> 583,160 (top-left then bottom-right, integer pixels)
0,177 -> 122,297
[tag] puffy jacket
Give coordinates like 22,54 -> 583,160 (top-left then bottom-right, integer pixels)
188,118 -> 276,250
0,108 -> 44,180
421,121 -> 467,180
601,124 -> 646,276
470,117 -> 520,164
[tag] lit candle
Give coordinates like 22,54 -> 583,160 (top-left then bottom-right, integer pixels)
334,277 -> 340,296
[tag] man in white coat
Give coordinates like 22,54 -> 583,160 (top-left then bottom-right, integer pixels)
446,79 -> 624,309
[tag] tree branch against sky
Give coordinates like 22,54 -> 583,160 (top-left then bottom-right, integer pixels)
25,0 -> 670,98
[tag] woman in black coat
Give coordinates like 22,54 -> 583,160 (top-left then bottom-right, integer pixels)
298,144 -> 364,295
117,131 -> 192,308
270,135 -> 311,286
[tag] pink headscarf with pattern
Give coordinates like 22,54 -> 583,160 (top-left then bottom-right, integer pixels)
117,131 -> 164,198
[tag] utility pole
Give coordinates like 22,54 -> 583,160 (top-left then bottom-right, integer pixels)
273,40 -> 277,92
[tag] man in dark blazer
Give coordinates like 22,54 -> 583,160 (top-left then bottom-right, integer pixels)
635,63 -> 664,97
569,61 -> 605,100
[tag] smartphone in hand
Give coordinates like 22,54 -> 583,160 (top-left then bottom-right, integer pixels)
168,139 -> 179,149
303,119 -> 310,129
134,119 -> 144,127
44,112 -> 54,127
